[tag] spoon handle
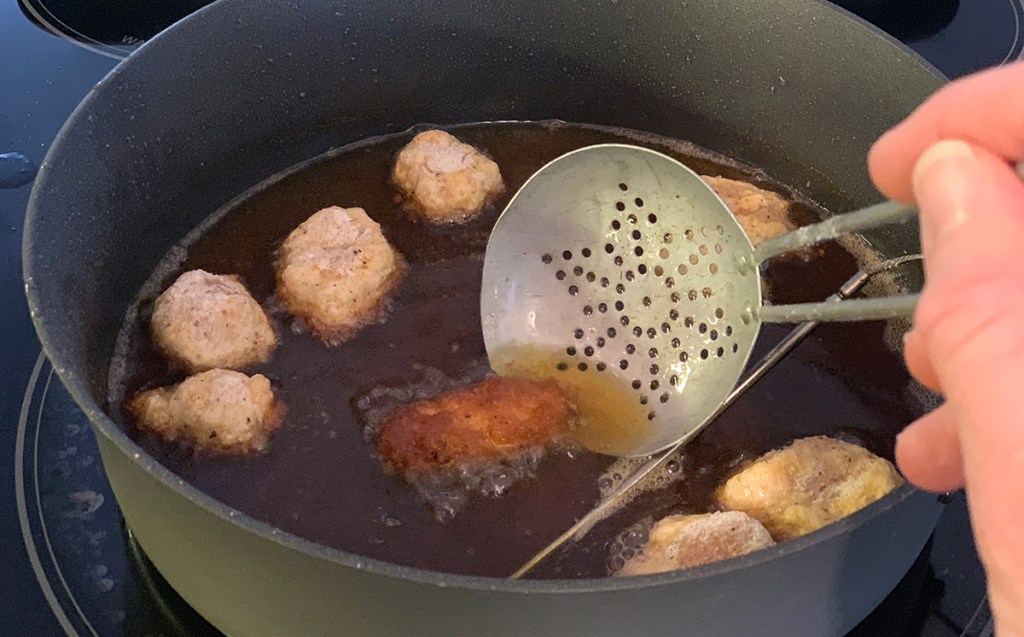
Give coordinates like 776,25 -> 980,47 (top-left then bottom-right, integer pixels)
759,293 -> 919,323
755,158 -> 1024,323
755,159 -> 1024,266
752,200 -> 916,265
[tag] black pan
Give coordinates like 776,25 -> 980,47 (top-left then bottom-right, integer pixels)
24,0 -> 945,634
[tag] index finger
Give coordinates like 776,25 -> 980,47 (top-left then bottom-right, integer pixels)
868,61 -> 1024,203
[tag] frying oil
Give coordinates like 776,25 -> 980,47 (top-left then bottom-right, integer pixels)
111,120 -> 921,579
490,346 -> 652,456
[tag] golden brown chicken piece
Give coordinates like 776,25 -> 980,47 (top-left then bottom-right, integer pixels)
151,269 -> 277,373
377,376 -> 576,472
391,130 -> 505,223
618,511 -> 775,576
276,206 -> 404,344
716,436 -> 904,541
129,369 -> 283,454
701,175 -> 797,245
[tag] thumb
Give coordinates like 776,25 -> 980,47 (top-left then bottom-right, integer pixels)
907,139 -> 1024,635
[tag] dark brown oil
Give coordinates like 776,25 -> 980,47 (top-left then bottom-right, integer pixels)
111,121 -> 923,579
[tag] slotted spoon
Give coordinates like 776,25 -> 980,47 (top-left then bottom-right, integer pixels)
481,144 -> 918,457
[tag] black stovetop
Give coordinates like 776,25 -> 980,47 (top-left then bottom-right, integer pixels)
1,1 -> 1013,635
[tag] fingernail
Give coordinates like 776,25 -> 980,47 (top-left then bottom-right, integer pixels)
912,140 -> 979,254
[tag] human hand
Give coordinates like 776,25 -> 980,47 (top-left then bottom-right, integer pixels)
868,61 -> 1024,637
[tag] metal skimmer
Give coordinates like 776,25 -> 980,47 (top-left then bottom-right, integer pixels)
481,144 -> 918,457
509,254 -> 923,579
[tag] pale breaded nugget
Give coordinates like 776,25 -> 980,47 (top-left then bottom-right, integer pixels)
392,130 -> 504,223
276,206 -> 404,343
377,376 -> 576,472
129,369 -> 283,454
701,175 -> 797,245
619,511 -> 775,576
151,269 -> 277,373
716,436 -> 904,541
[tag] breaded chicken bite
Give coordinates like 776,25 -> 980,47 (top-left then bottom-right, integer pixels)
717,436 -> 904,541
151,269 -> 277,373
377,376 -> 576,473
701,175 -> 797,245
391,130 -> 504,223
276,206 -> 404,343
618,512 -> 775,576
129,369 -> 282,454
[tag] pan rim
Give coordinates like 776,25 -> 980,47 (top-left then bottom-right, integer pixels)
22,0 -> 946,595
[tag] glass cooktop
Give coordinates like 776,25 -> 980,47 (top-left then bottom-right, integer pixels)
2,0 -> 1015,634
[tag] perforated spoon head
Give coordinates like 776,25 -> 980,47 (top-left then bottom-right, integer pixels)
481,144 -> 762,456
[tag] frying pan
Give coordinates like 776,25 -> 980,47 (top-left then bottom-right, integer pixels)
23,0 -> 946,635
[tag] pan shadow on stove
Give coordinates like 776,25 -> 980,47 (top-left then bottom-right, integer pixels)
831,0 -> 960,42
18,0 -> 215,45
125,524 -> 221,636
